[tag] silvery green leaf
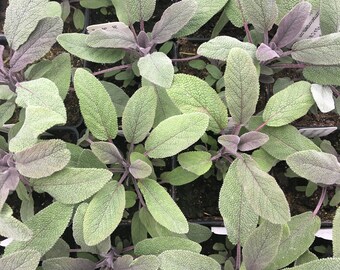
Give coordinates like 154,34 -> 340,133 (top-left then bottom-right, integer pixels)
0,215 -> 33,241
320,140 -> 338,156
284,258 -> 340,270
135,237 -> 201,256
0,249 -> 40,270
129,159 -> 152,179
129,255 -> 160,270
197,36 -> 257,61
219,160 -> 258,245
111,0 -> 156,25
15,140 -> 71,178
80,0 -> 111,9
42,257 -> 96,270
86,22 -> 136,49
263,81 -> 314,127
292,33 -> 340,65
101,81 -> 129,117
125,191 -> 137,208
5,202 -> 73,257
0,101 -> 16,127
91,142 -> 123,164
145,112 -> 209,158
243,221 -> 282,270
151,0 -> 197,44
303,66 -> 340,86
218,135 -> 240,155
0,167 -> 20,211
175,0 -> 229,37
73,9 -> 85,30
271,2 -> 312,48
43,238 -> 69,259
224,48 -> 259,125
310,84 -> 335,113
177,151 -> 212,176
167,74 -> 228,133
74,68 -> 118,140
333,207 -> 340,257
4,0 -> 48,50
66,145 -> 106,169
240,0 -> 278,33
113,255 -> 133,269
238,131 -> 269,152
132,211 -> 148,245
286,150 -> 340,185
294,251 -> 318,266
320,0 -> 340,35
122,86 -> 157,143
57,33 -> 124,64
130,151 -> 156,180
256,43 -> 279,61
159,250 -> 221,270
161,167 -> 199,186
10,17 -> 63,73
276,0 -> 319,23
0,85 -> 15,100
138,178 -> 189,234
45,1 -> 62,17
186,223 -> 212,243
225,0 -> 243,27
273,77 -> 294,94
238,154 -> 290,224
32,167 -> 112,204
251,149 -> 278,172
266,212 -> 320,269
138,52 -> 174,88
0,135 -> 8,151
83,181 -> 125,246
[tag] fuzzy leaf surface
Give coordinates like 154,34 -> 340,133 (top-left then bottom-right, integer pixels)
224,48 -> 259,125
219,161 -> 258,245
159,250 -> 221,270
320,0 -> 340,35
0,250 -> 40,270
83,181 -> 125,246
0,101 -> 16,127
131,211 -> 148,245
238,131 -> 269,151
256,43 -> 279,61
303,66 -> 340,86
10,17 -> 63,72
310,84 -> 335,113
186,223 -> 212,243
5,202 -> 73,256
57,34 -> 124,64
334,207 -> 340,257
218,135 -> 240,155
178,151 -> 212,176
151,0 -> 197,44
74,68 -> 118,140
42,257 -> 96,270
0,215 -> 32,241
101,81 -> 129,117
138,178 -> 188,234
286,150 -> 340,185
198,36 -> 256,61
145,112 -> 209,158
251,149 -> 278,172
15,140 -> 70,178
32,168 -> 112,204
122,86 -> 157,143
285,258 -> 340,270
129,159 -> 152,179
161,167 -> 199,186
90,142 -> 123,164
167,74 -> 228,133
263,81 -> 314,127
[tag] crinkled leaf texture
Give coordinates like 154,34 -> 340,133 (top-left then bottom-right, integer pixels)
0,101 -> 16,127
178,151 -> 212,176
42,257 -> 96,270
263,81 -> 314,127
10,17 -> 63,73
256,43 -> 279,62
10,78 -> 67,152
238,131 -> 269,152
225,0 -> 243,27
32,167 -> 112,204
101,81 -> 129,117
219,160 -> 258,245
310,84 -> 335,113
284,258 -> 340,270
113,254 -> 160,270
5,202 -> 73,257
286,150 -> 340,185
138,52 -> 174,88
292,33 -> 340,65
74,68 -> 118,140
145,112 -> 209,158
159,250 -> 221,270
320,0 -> 340,35
0,214 -> 32,241
57,33 -> 124,64
151,0 -> 197,44
122,86 -> 157,143
83,181 -> 125,246
237,155 -> 290,224
224,48 -> 259,125
187,223 -> 212,243
334,207 -> 340,257
4,0 -> 48,50
135,237 -> 201,255
129,159 -> 152,179
91,141 -> 123,164
138,178 -> 188,234
167,74 -> 228,133
15,139 -> 70,178
0,249 -> 40,270
198,36 -> 257,61
243,221 -> 283,270
303,66 -> 340,87
251,148 -> 278,172
240,0 -> 278,33
266,212 -> 320,270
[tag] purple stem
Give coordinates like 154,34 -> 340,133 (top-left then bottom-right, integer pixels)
118,170 -> 130,185
132,178 -> 146,207
264,31 -> 269,45
172,54 -> 201,62
313,186 -> 327,217
232,124 -> 242,136
330,86 -> 340,97
236,242 -> 241,270
92,64 -> 132,76
236,0 -> 253,44
140,20 -> 145,32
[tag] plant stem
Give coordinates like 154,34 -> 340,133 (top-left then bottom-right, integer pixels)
140,20 -> 145,32
269,63 -> 306,69
132,178 -> 146,207
236,0 -> 252,44
264,31 -> 269,45
118,170 -> 130,185
330,86 -> 340,97
171,54 -> 201,62
236,242 -> 241,270
232,124 -> 242,136
255,120 -> 269,131
313,186 -> 327,217
92,64 -> 132,76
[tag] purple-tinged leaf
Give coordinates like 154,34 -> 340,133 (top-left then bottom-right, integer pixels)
218,135 -> 240,155
10,17 -> 63,73
0,45 -> 5,72
86,22 -> 136,49
0,167 -> 20,210
151,0 -> 197,44
271,2 -> 312,48
256,43 -> 280,62
238,131 -> 269,152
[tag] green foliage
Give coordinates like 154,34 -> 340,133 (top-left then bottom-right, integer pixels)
0,249 -> 40,270
178,151 -> 212,176
42,257 -> 96,270
284,258 -> 340,270
333,207 -> 340,257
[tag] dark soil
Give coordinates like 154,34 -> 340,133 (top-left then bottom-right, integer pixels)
293,113 -> 340,128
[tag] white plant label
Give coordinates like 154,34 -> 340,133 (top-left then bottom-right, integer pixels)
311,84 -> 335,113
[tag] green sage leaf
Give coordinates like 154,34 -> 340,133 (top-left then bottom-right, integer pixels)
42,257 -> 96,270
178,151 -> 212,176
0,215 -> 33,241
333,207 -> 340,257
0,249 -> 40,270
129,159 -> 152,179
284,258 -> 340,270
